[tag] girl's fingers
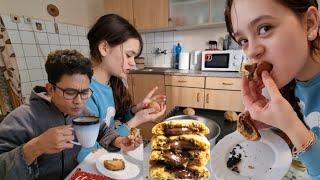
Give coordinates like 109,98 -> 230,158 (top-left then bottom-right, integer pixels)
145,86 -> 158,99
261,71 -> 281,99
241,76 -> 255,107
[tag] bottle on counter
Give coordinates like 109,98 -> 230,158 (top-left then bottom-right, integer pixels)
175,43 -> 182,69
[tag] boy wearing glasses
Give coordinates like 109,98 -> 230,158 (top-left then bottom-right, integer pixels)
0,50 -> 140,180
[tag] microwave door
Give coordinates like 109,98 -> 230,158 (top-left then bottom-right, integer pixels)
205,54 -> 230,69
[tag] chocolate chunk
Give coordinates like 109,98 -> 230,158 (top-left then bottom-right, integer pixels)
174,168 -> 196,179
163,151 -> 189,166
227,153 -> 242,168
244,63 -> 257,80
169,140 -> 198,150
164,127 -> 192,136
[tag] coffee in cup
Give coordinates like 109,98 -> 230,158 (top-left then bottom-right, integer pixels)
72,116 -> 100,148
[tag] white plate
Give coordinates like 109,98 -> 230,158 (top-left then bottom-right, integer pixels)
96,153 -> 140,179
212,129 -> 292,180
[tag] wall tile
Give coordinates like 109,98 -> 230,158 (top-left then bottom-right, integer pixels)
68,25 -> 78,35
19,70 -> 30,83
47,33 -> 60,45
16,57 -> 27,70
12,44 -> 25,57
78,36 -> 88,46
145,33 -> 155,43
17,17 -> 33,31
69,35 -> 79,45
21,82 -> 32,95
59,35 -> 70,45
164,53 -> 173,67
154,43 -> 163,50
163,42 -> 174,53
26,57 -> 41,69
58,23 -> 69,35
141,33 -> 146,44
20,31 -> 36,44
155,32 -> 163,43
49,45 -> 61,52
70,45 -> 80,51
23,44 -> 38,56
174,31 -> 183,42
7,30 -> 21,43
164,31 -> 174,42
77,26 -> 86,36
146,43 -> 155,54
38,45 -> 51,57
28,68 -> 43,81
79,46 -> 89,57
60,45 -> 71,50
42,69 -> 48,80
35,32 -> 48,44
155,54 -> 165,66
1,14 -> 18,30
45,21 -> 56,34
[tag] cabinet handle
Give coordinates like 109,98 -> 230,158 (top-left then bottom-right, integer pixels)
206,93 -> 209,104
178,80 -> 187,83
222,82 -> 233,85
197,93 -> 200,102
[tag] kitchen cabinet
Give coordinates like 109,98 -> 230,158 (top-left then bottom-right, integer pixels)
169,0 -> 226,27
130,74 -> 165,104
166,86 -> 205,109
204,89 -> 243,112
128,74 -> 165,140
210,0 -> 227,23
170,0 -> 210,26
205,77 -> 244,112
105,0 -> 169,30
132,0 -> 169,30
104,0 -> 134,25
165,75 -> 244,112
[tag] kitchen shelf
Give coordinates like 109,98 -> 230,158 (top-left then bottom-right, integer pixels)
138,22 -> 226,33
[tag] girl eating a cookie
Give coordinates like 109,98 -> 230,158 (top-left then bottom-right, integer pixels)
77,14 -> 166,162
225,0 -> 320,178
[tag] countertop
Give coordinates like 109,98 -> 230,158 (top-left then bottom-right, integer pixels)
129,67 -> 241,78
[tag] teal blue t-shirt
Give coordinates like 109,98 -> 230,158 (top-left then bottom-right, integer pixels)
295,73 -> 320,179
77,78 -> 133,162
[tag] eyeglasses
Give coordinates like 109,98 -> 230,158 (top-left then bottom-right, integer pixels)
53,85 -> 93,100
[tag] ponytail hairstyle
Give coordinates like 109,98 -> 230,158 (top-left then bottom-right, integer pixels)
224,0 -> 320,127
87,14 -> 143,121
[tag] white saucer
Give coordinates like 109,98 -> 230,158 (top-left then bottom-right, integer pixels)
96,153 -> 140,179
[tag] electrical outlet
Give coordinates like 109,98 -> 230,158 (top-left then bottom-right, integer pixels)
23,16 -> 32,24
10,14 -> 20,23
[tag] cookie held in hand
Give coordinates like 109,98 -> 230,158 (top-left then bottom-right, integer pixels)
147,101 -> 161,113
128,128 -> 140,140
237,111 -> 261,141
242,61 -> 273,81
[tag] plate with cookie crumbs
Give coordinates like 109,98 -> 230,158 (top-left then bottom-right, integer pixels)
96,153 -> 140,179
211,129 -> 292,180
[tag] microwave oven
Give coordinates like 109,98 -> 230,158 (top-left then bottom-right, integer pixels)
201,50 -> 247,72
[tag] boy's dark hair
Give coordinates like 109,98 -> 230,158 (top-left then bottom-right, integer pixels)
45,49 -> 93,85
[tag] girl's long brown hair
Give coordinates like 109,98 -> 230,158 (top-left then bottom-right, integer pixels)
224,0 -> 320,127
87,14 -> 143,121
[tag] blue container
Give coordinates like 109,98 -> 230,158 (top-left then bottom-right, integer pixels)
175,43 -> 182,69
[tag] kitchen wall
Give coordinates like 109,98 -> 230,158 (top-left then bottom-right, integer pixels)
1,14 -> 90,101
0,0 -> 105,26
140,27 -> 228,67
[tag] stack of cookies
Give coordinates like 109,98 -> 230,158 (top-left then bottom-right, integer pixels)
149,120 -> 210,180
